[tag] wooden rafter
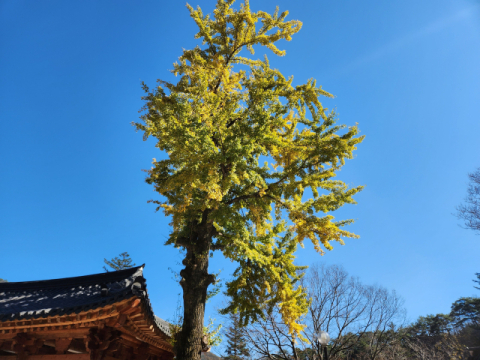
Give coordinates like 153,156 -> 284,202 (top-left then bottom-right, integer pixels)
0,298 -> 173,360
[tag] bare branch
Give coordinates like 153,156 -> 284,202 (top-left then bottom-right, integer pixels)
456,167 -> 480,234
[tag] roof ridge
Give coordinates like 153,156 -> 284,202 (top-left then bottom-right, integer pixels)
0,265 -> 145,291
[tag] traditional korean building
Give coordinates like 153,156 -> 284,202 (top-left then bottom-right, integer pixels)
0,266 -> 174,360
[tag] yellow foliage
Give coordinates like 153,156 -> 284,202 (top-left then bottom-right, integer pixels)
135,0 -> 364,338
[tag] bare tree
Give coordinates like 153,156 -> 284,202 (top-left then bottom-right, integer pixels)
240,264 -> 406,360
241,306 -> 304,360
362,288 -> 405,360
304,264 -> 406,360
380,337 -> 408,360
404,337 -> 446,360
457,167 -> 480,234
404,334 -> 469,360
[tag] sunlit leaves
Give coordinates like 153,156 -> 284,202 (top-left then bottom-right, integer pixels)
134,0 -> 364,337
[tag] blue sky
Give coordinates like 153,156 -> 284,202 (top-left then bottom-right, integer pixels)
1,0 -> 479,350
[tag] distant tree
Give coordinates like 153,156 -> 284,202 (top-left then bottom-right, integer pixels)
0,278 -> 7,283
404,334 -> 468,360
402,289 -> 480,359
474,273 -> 480,291
103,252 -> 136,272
450,297 -> 480,330
224,313 -> 250,360
408,314 -> 453,336
456,167 -> 480,234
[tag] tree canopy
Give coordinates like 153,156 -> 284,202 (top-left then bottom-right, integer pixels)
450,297 -> 480,330
409,314 -> 453,336
135,1 -> 363,357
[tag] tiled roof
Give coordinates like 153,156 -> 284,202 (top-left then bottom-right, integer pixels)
155,315 -> 172,337
0,265 -> 171,337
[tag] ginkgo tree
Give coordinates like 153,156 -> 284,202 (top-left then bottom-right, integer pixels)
134,1 -> 364,360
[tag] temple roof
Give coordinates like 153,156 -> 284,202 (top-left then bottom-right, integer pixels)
0,265 -> 171,337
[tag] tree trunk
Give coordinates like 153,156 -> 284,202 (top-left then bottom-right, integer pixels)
176,215 -> 215,360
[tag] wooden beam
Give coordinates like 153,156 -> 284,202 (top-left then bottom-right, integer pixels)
0,329 -> 89,341
114,315 -> 127,329
0,299 -> 135,332
127,309 -> 142,319
118,335 -> 141,347
85,326 -> 121,360
28,355 -> 89,360
0,313 -> 118,331
0,332 -> 15,340
0,353 -> 73,360
119,300 -> 141,316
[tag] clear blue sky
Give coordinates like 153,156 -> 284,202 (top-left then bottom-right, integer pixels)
1,0 -> 479,347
